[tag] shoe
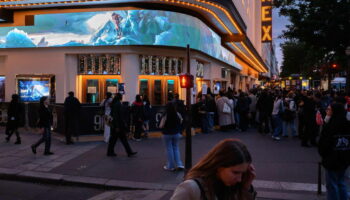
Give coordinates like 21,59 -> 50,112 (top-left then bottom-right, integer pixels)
66,141 -> 74,145
135,139 -> 141,142
107,153 -> 117,157
31,145 -> 36,154
44,152 -> 54,156
272,136 -> 281,141
14,140 -> 21,144
163,165 -> 175,171
5,137 -> 9,143
176,166 -> 185,171
128,152 -> 137,157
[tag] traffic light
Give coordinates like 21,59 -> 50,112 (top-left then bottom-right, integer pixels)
179,73 -> 194,88
332,64 -> 337,69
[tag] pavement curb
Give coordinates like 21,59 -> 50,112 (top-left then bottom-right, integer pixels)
0,168 -> 177,191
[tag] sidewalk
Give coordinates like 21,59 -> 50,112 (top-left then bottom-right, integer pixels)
0,128 -> 326,200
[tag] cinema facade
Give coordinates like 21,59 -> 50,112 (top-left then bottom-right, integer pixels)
0,0 -> 272,134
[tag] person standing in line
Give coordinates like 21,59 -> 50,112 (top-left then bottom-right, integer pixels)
206,93 -> 217,132
63,91 -> 81,144
160,103 -> 184,171
107,93 -> 137,157
170,139 -> 256,200
216,91 -> 233,132
318,103 -> 350,200
271,94 -> 284,141
282,92 -> 297,138
131,95 -> 144,141
5,94 -> 23,144
248,90 -> 257,128
31,96 -> 54,155
257,90 -> 271,134
100,92 -> 113,143
142,95 -> 151,138
236,92 -> 250,132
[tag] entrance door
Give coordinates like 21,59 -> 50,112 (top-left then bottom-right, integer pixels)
80,75 -> 121,103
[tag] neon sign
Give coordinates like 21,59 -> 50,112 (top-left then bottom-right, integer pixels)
261,0 -> 272,42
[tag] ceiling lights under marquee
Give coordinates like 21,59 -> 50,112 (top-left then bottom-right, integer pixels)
0,0 -> 269,73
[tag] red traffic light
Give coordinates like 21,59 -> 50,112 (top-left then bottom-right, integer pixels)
179,73 -> 194,88
332,64 -> 337,69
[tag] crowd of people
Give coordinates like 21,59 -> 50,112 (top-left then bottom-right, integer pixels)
3,87 -> 350,200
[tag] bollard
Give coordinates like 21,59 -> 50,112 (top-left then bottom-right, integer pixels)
318,162 -> 322,195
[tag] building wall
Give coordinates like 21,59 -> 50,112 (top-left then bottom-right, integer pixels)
0,45 -> 239,103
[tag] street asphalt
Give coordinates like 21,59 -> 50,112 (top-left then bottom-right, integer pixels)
0,127 -> 327,200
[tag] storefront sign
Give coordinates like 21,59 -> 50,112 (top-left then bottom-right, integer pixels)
87,87 -> 97,94
107,86 -> 117,94
78,54 -> 121,75
140,55 -> 183,75
261,0 -> 272,43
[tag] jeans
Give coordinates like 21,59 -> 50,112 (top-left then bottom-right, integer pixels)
325,169 -> 348,200
33,127 -> 51,153
345,167 -> 350,197
272,115 -> 283,137
201,113 -> 209,133
208,112 -> 214,132
163,133 -> 183,169
282,119 -> 297,137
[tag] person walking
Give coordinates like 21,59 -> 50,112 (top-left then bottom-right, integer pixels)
63,91 -> 81,144
170,139 -> 256,199
257,90 -> 272,134
31,96 -> 54,155
131,95 -> 144,141
159,103 -> 184,171
236,92 -> 250,132
107,93 -> 137,157
5,94 -> 23,144
100,92 -> 113,143
318,103 -> 350,200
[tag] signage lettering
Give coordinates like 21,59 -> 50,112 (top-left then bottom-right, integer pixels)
261,0 -> 272,43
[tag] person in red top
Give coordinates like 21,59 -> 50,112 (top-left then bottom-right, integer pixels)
131,95 -> 144,141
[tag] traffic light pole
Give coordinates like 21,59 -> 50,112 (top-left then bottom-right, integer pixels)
185,44 -> 192,173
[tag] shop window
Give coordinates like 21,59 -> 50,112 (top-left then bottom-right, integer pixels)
154,80 -> 162,105
86,79 -> 99,103
78,54 -> 121,75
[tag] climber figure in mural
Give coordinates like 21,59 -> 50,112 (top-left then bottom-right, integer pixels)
111,13 -> 123,39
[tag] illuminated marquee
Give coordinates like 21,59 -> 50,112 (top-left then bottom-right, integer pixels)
261,0 -> 272,43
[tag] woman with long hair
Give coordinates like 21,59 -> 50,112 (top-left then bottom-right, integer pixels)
161,103 -> 184,171
171,139 -> 256,199
31,96 -> 54,155
318,103 -> 350,200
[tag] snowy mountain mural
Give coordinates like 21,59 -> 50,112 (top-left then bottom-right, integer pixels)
0,10 -> 237,67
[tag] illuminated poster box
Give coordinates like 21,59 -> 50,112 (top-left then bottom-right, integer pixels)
16,75 -> 55,102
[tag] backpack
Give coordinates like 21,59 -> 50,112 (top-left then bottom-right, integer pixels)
331,134 -> 350,165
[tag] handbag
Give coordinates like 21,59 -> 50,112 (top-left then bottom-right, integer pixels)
158,114 -> 167,129
223,102 -> 231,114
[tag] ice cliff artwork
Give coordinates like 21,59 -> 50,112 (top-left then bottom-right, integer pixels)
0,10 -> 237,67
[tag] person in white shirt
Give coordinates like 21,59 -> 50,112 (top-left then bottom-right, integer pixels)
271,94 -> 284,141
100,92 -> 113,143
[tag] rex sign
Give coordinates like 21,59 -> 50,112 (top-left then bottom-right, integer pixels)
261,0 -> 272,43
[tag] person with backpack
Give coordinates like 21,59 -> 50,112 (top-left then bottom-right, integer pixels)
159,103 -> 184,171
318,103 -> 350,200
170,139 -> 256,200
5,94 -> 23,144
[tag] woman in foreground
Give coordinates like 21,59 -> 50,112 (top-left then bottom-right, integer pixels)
171,139 -> 256,200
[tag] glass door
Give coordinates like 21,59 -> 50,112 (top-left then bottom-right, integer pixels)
139,79 -> 149,98
86,79 -> 99,103
166,79 -> 175,102
153,80 -> 162,105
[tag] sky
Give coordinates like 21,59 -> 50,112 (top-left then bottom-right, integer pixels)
272,8 -> 290,68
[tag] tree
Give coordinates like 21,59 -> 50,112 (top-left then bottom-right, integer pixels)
275,0 -> 350,93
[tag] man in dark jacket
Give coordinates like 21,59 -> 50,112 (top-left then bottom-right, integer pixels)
107,93 -> 137,157
5,94 -> 23,144
63,91 -> 81,144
